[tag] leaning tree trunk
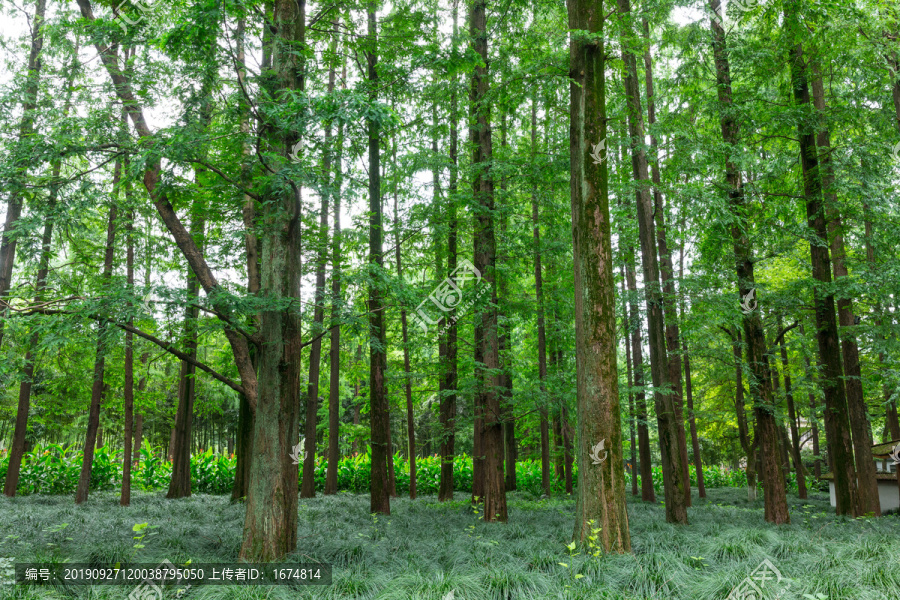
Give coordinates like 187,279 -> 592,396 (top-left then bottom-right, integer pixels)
469,0 -> 506,522
709,0 -> 788,523
784,0 -> 858,516
0,0 -> 46,352
569,0 -> 631,551
617,0 -> 686,524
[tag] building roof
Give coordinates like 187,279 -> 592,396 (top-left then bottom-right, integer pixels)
872,439 -> 900,459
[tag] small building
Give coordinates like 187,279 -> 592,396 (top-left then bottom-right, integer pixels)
823,439 -> 900,513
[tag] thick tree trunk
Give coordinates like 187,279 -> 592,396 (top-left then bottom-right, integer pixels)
366,1 -> 390,516
239,0 -> 305,560
438,0 -> 460,503
0,0 -> 46,352
617,0 -> 686,524
469,0 -> 506,522
809,69 -> 880,516
784,0 -> 858,516
569,0 -> 631,550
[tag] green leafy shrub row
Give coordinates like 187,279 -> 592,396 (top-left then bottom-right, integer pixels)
0,444 -> 766,497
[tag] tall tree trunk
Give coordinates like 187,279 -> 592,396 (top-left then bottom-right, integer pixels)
617,0 -> 686,524
497,108 -> 516,497
3,41 -> 76,496
641,18 -> 690,505
809,68 -> 880,516
439,1 -> 460,502
621,269 -> 639,497
569,0 -> 631,550
729,329 -> 758,498
683,340 -> 705,498
784,0 -> 858,516
863,204 -> 900,441
469,0 -> 506,522
121,186 -> 135,507
798,323 -> 823,478
239,0 -> 305,560
76,150 -> 121,505
232,15 -> 260,503
778,319 -> 807,499
366,0 -> 390,516
0,0 -> 46,352
530,98 -> 552,497
302,59 -> 335,499
625,252 -> 655,502
167,203 -> 205,499
709,0 -> 788,523
397,140 -> 416,500
325,55 -> 345,497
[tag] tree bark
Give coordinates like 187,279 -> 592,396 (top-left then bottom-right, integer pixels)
809,67 -> 880,516
121,192 -> 135,507
683,340 -> 705,498
239,0 -> 305,560
397,139 -> 416,500
469,0 -> 506,522
784,0 -> 857,516
617,0 -> 686,524
569,0 -> 631,550
366,0 -> 390,516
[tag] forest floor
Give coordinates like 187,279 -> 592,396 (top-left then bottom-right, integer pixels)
0,487 -> 898,599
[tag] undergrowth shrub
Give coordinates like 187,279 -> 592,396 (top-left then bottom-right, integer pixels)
0,445 -> 773,496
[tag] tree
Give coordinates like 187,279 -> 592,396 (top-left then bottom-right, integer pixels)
568,0 -> 631,552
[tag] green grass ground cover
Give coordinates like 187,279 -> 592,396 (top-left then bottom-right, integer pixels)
1,487 -> 898,599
